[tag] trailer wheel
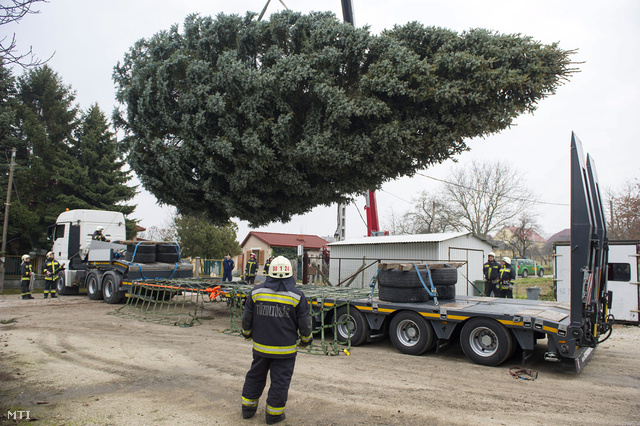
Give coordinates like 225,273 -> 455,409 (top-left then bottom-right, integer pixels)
389,311 -> 435,355
335,305 -> 369,346
86,271 -> 103,300
102,273 -> 122,304
460,318 -> 514,366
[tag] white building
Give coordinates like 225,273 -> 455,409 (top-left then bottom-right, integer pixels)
328,232 -> 494,296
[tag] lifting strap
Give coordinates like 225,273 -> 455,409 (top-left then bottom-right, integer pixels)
509,367 -> 538,381
414,263 -> 439,306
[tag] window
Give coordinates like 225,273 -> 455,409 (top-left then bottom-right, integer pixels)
54,224 -> 66,240
608,263 -> 631,282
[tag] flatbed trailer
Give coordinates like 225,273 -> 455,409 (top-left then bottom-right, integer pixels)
223,133 -> 612,373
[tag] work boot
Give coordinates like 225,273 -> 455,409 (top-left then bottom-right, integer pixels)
266,413 -> 285,425
50,294 -> 57,298
44,294 -> 48,298
241,406 -> 257,419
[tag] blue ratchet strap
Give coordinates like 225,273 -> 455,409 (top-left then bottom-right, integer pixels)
369,268 -> 380,298
414,263 -> 439,306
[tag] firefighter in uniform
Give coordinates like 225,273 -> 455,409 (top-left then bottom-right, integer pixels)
263,255 -> 274,276
244,253 -> 259,285
42,251 -> 62,298
241,256 -> 313,424
20,254 -> 34,299
92,226 -> 108,242
498,257 -> 516,298
483,252 -> 501,297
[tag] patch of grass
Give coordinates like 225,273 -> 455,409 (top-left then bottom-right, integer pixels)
513,276 -> 555,300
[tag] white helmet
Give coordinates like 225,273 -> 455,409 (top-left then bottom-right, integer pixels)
96,226 -> 104,232
488,252 -> 496,257
502,257 -> 511,265
268,256 -> 293,279
47,251 -> 54,259
22,254 -> 30,262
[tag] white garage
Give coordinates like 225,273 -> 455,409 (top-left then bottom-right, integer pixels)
328,232 -> 494,296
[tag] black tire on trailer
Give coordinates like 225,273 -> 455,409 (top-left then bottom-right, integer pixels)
377,267 -> 457,288
435,284 -> 456,300
335,305 -> 370,346
86,271 -> 103,300
126,252 -> 156,263
156,252 -> 179,263
102,272 -> 122,304
389,311 -> 436,355
460,318 -> 515,366
156,243 -> 179,254
378,285 -> 429,303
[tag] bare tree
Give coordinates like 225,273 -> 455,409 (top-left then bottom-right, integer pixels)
606,179 -> 640,240
1,0 -> 51,68
501,212 -> 542,258
442,160 -> 535,238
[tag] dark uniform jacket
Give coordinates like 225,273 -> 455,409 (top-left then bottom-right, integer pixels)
499,265 -> 516,290
20,262 -> 32,281
242,276 -> 313,358
483,260 -> 500,282
263,260 -> 272,275
92,230 -> 106,241
245,258 -> 258,278
43,259 -> 62,281
223,258 -> 235,273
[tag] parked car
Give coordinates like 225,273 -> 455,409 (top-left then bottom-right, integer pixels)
512,258 -> 544,277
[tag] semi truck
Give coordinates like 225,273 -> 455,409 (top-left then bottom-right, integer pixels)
302,133 -> 612,372
47,209 -> 192,303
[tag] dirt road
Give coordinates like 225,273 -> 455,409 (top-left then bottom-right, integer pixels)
1,294 -> 639,425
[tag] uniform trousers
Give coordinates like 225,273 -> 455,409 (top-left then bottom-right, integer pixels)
242,354 -> 296,411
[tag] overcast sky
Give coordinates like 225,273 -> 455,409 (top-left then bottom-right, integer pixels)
6,0 -> 640,241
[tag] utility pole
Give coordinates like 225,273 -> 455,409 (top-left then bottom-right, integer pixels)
335,0 -> 355,242
0,148 -> 17,292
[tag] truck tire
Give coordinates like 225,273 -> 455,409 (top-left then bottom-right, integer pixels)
389,311 -> 436,355
156,243 -> 179,253
460,318 -> 515,366
435,284 -> 455,300
378,267 -> 457,288
335,305 -> 369,346
156,252 -> 179,263
125,244 -> 156,263
55,274 -> 78,296
86,271 -> 103,300
379,285 -> 429,303
102,272 -> 123,304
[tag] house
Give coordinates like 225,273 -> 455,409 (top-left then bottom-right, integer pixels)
328,232 -> 495,296
239,231 -> 330,277
492,226 -> 547,259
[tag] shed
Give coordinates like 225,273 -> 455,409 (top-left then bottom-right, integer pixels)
328,232 -> 494,296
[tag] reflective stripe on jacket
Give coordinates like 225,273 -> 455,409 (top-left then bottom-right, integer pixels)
43,259 -> 61,281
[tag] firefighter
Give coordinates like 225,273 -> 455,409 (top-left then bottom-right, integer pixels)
20,254 -> 34,299
498,257 -> 516,298
42,251 -> 62,298
263,255 -> 274,276
222,253 -> 235,282
483,252 -> 501,297
92,226 -> 109,242
241,256 -> 312,424
244,252 -> 258,284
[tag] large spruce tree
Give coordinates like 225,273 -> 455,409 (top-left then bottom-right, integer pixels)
114,10 -> 575,227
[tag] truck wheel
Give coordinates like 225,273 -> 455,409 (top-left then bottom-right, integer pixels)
86,271 -> 103,300
335,305 -> 369,346
102,273 -> 122,304
460,318 -> 514,366
389,311 -> 435,355
537,268 -> 544,277
522,269 -> 528,278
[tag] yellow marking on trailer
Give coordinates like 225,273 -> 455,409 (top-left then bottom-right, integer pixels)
498,320 -> 523,327
419,312 -> 440,319
543,325 -> 558,334
355,306 -> 395,314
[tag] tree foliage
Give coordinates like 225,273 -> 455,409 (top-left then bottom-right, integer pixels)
172,214 -> 241,259
0,64 -> 136,253
114,10 -> 574,227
